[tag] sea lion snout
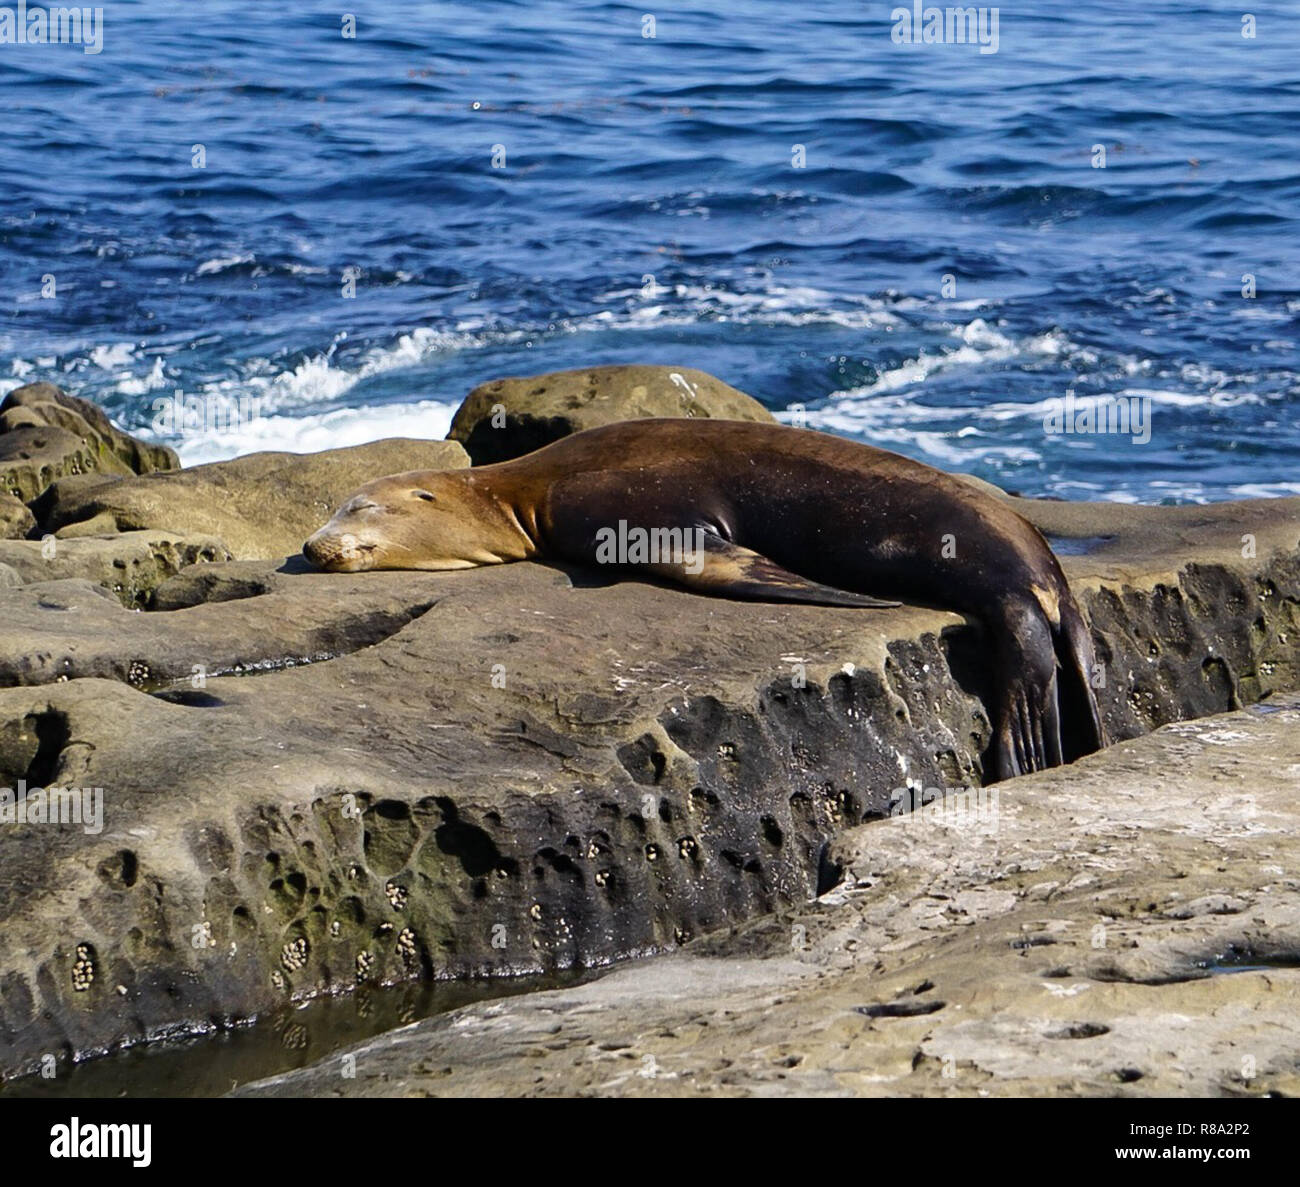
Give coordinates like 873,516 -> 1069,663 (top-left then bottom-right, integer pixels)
304,490 -> 391,570
301,531 -> 327,568
302,526 -> 377,571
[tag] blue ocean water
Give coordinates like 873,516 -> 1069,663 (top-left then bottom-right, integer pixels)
1,0 -> 1296,501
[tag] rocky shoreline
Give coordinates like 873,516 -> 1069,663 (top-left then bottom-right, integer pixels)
1,369 -> 1297,1091
236,697 -> 1300,1097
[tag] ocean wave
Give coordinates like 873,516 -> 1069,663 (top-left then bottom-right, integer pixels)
594,282 -> 904,330
195,254 -> 256,277
807,321 -> 1067,402
4,262 -> 1296,508
186,327 -> 486,417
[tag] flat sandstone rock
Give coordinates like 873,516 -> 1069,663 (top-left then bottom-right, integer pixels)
0,489 -> 1295,1081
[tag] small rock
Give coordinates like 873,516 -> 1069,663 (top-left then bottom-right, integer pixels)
0,491 -> 35,539
447,364 -> 776,464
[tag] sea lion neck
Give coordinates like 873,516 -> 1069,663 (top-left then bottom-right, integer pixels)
461,465 -> 546,559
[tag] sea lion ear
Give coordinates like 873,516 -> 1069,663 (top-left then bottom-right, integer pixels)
412,489 -> 437,502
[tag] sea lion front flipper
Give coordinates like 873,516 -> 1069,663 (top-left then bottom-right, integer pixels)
644,535 -> 900,609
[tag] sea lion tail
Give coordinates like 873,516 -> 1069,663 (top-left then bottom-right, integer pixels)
1052,595 -> 1107,759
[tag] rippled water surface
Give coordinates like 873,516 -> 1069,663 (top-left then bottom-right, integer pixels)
1,1 -> 1297,500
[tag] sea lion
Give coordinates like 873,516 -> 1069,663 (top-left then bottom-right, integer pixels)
303,419 -> 1106,780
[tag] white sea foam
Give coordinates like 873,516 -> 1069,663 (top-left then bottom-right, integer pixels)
88,342 -> 138,369
1229,482 -> 1300,499
2,329 -> 474,464
596,282 -> 902,329
115,356 -> 168,396
196,254 -> 255,276
175,399 -> 458,465
184,326 -> 486,419
1231,304 -> 1289,322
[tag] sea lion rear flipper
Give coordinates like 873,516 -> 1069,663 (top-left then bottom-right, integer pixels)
645,535 -> 900,609
988,585 -> 1110,781
992,597 -> 1067,780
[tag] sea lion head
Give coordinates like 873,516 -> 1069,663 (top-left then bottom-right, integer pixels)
303,469 -> 531,572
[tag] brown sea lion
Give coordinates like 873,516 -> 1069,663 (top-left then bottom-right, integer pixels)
303,418 -> 1106,779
